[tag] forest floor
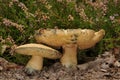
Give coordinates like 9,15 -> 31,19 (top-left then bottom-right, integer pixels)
0,48 -> 120,80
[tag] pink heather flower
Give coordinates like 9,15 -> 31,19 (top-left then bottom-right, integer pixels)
109,16 -> 115,21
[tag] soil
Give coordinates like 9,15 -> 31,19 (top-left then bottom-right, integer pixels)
0,49 -> 120,80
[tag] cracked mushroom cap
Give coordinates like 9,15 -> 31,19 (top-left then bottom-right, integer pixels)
77,29 -> 105,49
34,29 -> 77,48
15,43 -> 62,59
34,28 -> 105,49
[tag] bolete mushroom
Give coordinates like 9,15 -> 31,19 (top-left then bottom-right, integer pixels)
34,28 -> 105,68
15,43 -> 62,74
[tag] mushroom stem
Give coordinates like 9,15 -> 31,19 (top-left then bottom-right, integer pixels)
26,56 -> 43,71
60,44 -> 77,68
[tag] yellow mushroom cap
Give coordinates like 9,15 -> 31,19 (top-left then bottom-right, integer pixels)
34,29 -> 75,48
77,29 -> 105,49
15,43 -> 62,59
34,29 -> 105,49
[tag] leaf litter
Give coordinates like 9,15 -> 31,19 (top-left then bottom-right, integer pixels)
0,48 -> 120,80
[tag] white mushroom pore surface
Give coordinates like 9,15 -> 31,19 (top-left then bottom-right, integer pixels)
34,28 -> 105,68
15,43 -> 62,74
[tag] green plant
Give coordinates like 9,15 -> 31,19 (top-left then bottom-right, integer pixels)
0,0 -> 120,64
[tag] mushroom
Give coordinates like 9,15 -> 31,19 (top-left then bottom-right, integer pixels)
15,43 -> 62,74
76,29 -> 105,49
34,28 -> 105,68
35,29 -> 77,48
60,44 -> 78,68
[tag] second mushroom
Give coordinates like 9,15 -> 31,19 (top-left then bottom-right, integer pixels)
35,28 -> 105,68
15,43 -> 62,74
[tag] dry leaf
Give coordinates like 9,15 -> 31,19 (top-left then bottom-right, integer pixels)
114,61 -> 120,67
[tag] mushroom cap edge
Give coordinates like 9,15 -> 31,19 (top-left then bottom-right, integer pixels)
15,43 -> 62,59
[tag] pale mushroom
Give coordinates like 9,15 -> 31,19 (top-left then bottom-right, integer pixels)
15,43 -> 62,74
34,28 -> 105,68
